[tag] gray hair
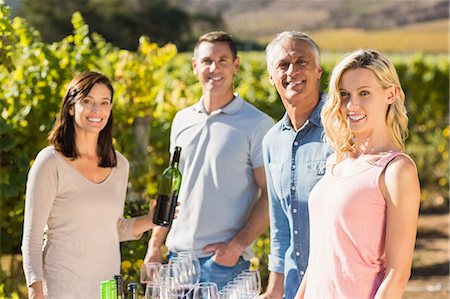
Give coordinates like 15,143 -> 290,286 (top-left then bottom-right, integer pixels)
265,31 -> 321,74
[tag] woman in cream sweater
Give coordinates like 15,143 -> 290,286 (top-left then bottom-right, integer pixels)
22,71 -> 156,298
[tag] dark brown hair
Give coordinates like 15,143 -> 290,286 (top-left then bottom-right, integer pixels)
194,31 -> 238,60
48,71 -> 117,167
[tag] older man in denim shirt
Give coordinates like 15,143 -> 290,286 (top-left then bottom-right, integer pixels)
260,32 -> 332,299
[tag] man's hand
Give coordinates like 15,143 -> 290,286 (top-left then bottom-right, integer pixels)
257,272 -> 285,299
143,226 -> 170,263
143,246 -> 163,264
202,242 -> 242,267
257,291 -> 283,299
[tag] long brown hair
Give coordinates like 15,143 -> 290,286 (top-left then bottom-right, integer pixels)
48,71 -> 117,167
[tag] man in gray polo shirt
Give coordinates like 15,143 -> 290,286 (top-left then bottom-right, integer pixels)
143,31 -> 274,289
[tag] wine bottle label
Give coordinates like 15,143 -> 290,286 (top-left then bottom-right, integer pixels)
153,193 -> 178,226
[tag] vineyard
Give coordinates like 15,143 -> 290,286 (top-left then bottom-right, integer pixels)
0,4 -> 449,298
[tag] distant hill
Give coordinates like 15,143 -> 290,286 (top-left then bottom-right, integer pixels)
7,0 -> 449,52
175,0 -> 448,39
174,0 -> 449,52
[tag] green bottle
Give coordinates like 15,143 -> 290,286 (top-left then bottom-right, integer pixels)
100,280 -> 111,299
109,279 -> 117,299
114,274 -> 125,299
153,146 -> 182,227
127,282 -> 139,299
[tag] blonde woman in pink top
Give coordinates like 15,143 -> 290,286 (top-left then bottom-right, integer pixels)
295,50 -> 420,299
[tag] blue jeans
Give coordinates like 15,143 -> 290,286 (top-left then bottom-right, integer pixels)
168,252 -> 250,290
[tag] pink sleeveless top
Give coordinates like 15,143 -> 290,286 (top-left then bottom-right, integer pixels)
302,152 -> 413,298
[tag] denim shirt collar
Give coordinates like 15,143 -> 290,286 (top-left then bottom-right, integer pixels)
281,92 -> 326,131
193,93 -> 243,115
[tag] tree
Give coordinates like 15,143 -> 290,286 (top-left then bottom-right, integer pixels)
17,0 -> 224,50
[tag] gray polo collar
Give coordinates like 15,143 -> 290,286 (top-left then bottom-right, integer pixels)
193,93 -> 243,115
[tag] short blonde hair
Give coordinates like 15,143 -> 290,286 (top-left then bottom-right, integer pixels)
322,49 -> 408,160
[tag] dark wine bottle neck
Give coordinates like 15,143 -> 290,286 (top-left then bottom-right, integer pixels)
171,148 -> 181,166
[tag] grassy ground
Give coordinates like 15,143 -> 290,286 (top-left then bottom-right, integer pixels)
404,212 -> 450,298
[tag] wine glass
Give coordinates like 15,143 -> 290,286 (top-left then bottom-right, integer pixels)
230,277 -> 252,298
145,277 -> 177,299
159,263 -> 182,286
177,251 -> 201,285
140,262 -> 162,287
169,257 -> 195,298
238,270 -> 261,297
169,257 -> 190,285
220,283 -> 241,299
218,287 -> 233,299
193,282 -> 219,299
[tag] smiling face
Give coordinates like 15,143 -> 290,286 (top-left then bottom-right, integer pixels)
339,68 -> 395,138
269,38 -> 322,110
192,41 -> 239,99
70,83 -> 112,135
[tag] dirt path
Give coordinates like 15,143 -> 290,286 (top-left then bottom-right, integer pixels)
403,212 -> 449,298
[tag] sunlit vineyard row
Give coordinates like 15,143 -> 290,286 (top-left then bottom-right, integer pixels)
310,19 -> 449,54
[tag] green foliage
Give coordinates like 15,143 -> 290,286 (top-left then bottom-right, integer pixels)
1,9 -> 177,296
17,0 -> 223,51
1,5 -> 448,297
0,2 -> 16,72
395,54 -> 450,208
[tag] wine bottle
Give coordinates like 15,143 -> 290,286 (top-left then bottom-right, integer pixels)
153,146 -> 182,226
127,282 -> 139,299
114,274 -> 125,299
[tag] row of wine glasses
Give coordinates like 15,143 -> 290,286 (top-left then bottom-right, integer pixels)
145,281 -> 219,299
141,253 -> 261,299
140,253 -> 201,286
140,251 -> 201,298
183,270 -> 261,299
218,270 -> 261,299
